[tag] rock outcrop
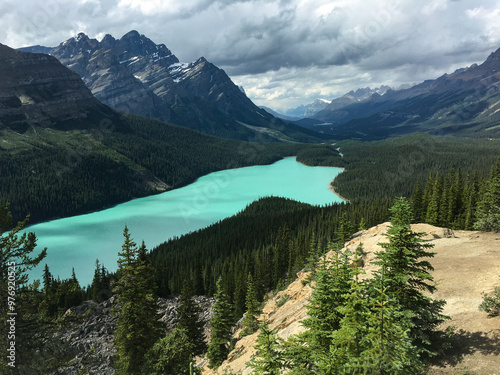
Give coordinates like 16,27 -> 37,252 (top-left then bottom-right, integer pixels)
206,223 -> 500,375
54,295 -> 214,375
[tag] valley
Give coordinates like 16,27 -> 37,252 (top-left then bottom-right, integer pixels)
1,14 -> 500,375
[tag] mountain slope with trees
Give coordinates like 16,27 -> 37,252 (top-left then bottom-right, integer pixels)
305,46 -> 500,140
0,43 -> 337,224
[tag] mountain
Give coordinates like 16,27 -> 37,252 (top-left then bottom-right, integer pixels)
20,31 -> 323,142
269,99 -> 332,120
260,106 -> 301,121
310,50 -> 500,139
0,43 -> 322,224
303,98 -> 333,117
0,43 -> 115,132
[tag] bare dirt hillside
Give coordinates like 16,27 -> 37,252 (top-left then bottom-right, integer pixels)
204,223 -> 500,375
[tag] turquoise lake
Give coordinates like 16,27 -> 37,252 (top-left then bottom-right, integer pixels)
27,157 -> 344,286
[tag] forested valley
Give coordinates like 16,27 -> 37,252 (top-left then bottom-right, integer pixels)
1,131 -> 500,374
0,113 -> 336,224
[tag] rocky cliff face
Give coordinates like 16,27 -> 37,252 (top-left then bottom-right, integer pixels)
53,295 -> 214,375
0,43 -> 112,132
22,31 -> 302,141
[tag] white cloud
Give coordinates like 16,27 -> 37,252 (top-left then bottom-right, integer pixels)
2,0 -> 500,111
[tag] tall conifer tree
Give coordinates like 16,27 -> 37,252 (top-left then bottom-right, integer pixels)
177,284 -> 207,357
376,198 -> 448,359
241,273 -> 260,336
113,227 -> 162,375
207,277 -> 234,369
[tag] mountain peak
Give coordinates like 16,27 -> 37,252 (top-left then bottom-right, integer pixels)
120,30 -> 141,41
486,46 -> 500,62
74,32 -> 88,42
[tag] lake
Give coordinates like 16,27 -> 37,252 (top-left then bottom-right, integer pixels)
27,157 -> 344,286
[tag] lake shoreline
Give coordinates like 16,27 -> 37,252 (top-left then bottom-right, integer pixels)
28,157 -> 345,286
294,159 -> 347,203
328,168 -> 350,203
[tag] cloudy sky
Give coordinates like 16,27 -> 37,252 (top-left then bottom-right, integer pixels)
2,0 -> 500,112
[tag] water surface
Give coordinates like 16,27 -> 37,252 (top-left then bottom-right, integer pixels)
28,157 -> 343,285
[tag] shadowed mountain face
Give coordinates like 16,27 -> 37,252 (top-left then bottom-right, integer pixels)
307,48 -> 500,139
0,43 -> 115,132
21,31 -> 322,142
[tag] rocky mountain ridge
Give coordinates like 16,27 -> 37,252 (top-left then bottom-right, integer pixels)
20,31 -> 321,142
309,47 -> 500,139
52,295 -> 214,375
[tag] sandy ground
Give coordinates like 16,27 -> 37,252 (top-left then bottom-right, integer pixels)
203,224 -> 500,375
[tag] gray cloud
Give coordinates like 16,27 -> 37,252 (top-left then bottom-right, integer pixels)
2,0 -> 500,110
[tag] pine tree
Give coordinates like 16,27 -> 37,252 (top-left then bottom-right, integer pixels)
410,180 -> 423,223
207,277 -> 234,369
376,197 -> 448,359
360,266 -> 422,374
42,264 -> 53,294
176,284 -> 207,357
113,227 -> 163,375
474,159 -> 500,231
0,204 -> 47,371
273,225 -> 290,288
143,327 -> 194,375
425,173 -> 442,226
241,273 -> 261,336
330,247 -> 368,373
247,320 -> 285,375
462,172 -> 478,230
301,246 -> 351,371
421,171 -> 434,215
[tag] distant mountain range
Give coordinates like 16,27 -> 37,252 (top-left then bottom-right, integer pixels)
300,50 -> 500,139
19,31 -> 322,142
262,98 -> 332,121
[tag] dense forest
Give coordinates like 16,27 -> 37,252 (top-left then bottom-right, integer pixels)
1,131 -> 500,374
333,134 -> 500,201
0,113 -> 337,224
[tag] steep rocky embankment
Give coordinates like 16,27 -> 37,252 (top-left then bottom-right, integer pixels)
207,223 -> 500,375
54,296 -> 214,375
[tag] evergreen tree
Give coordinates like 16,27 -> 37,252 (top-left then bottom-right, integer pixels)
247,320 -> 285,375
176,284 -> 207,357
330,247 -> 368,373
241,273 -> 261,336
411,180 -> 423,223
0,204 -> 47,372
336,212 -> 351,244
462,172 -> 478,230
300,247 -> 351,371
376,197 -> 448,359
143,327 -> 195,375
207,277 -> 234,369
360,266 -> 422,374
425,173 -> 442,226
42,264 -> 53,294
113,227 -> 163,375
474,159 -> 500,232
273,225 -> 290,288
